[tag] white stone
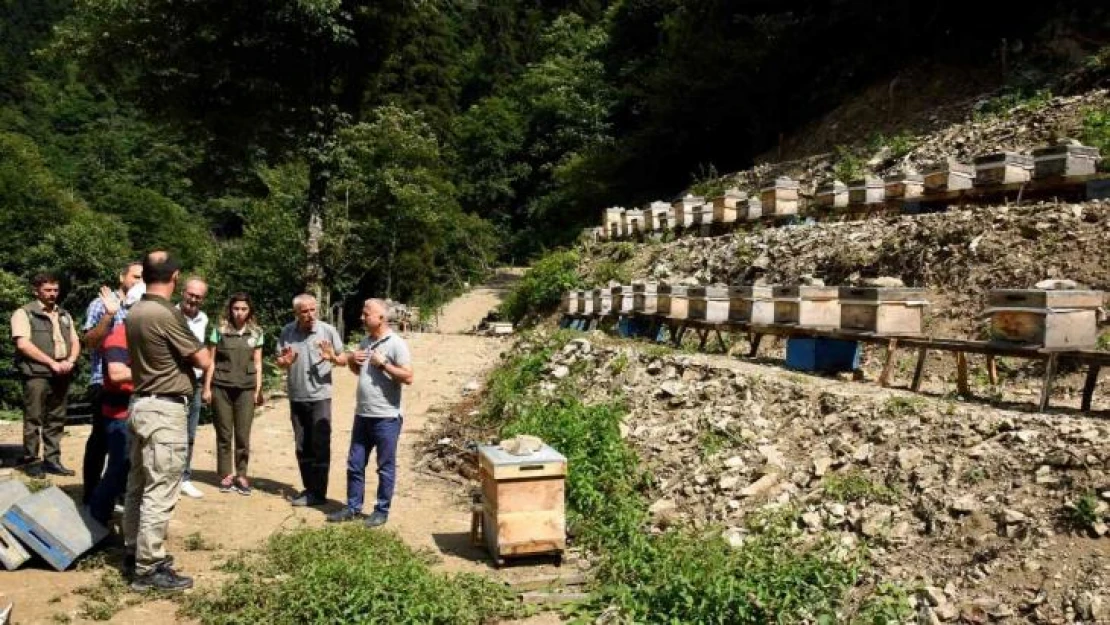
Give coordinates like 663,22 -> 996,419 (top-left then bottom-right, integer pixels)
740,473 -> 779,498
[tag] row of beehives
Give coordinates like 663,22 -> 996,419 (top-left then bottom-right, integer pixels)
591,143 -> 1102,240
562,283 -> 1107,350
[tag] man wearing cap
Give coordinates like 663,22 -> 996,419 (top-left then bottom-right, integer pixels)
122,251 -> 210,592
10,272 -> 81,478
82,261 -> 142,503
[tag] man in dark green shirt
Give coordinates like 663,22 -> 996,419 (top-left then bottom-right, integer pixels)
121,251 -> 211,593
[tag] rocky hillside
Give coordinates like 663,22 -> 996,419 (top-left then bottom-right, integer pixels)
471,334 -> 1110,623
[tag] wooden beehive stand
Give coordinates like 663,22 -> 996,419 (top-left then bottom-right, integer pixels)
559,281 -> 1110,414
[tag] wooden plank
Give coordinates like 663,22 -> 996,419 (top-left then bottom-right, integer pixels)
509,573 -> 588,591
480,461 -> 566,481
879,338 -> 899,388
520,591 -> 590,605
911,347 -> 928,392
1039,352 -> 1059,412
493,511 -> 565,549
697,328 -> 709,351
487,479 -> 565,515
1082,364 -> 1101,412
987,355 -> 999,386
715,329 -> 727,352
956,351 -> 970,397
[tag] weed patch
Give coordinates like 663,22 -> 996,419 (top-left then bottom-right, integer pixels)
74,570 -> 137,621
500,249 -> 582,324
823,471 -> 900,505
180,525 -> 518,625
853,582 -> 914,624
184,531 -> 221,552
881,395 -> 924,418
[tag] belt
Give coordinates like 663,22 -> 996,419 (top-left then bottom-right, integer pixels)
135,393 -> 188,404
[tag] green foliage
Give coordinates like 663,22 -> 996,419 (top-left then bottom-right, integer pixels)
1067,491 -> 1101,530
1098,332 -> 1110,352
833,145 -> 867,183
853,583 -> 914,625
689,163 -> 727,198
184,531 -> 221,552
74,569 -> 135,621
973,88 -> 1053,121
823,471 -> 900,505
881,395 -> 925,418
500,249 -> 583,323
180,525 -> 517,625
961,466 -> 988,485
1080,107 -> 1110,173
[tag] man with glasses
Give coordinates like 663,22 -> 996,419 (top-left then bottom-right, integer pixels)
177,277 -> 209,499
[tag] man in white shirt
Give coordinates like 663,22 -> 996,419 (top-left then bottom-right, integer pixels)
177,277 -> 209,498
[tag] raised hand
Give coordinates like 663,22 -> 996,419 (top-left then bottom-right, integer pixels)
353,348 -> 369,365
277,345 -> 298,367
317,339 -> 336,361
368,349 -> 386,369
99,285 -> 121,316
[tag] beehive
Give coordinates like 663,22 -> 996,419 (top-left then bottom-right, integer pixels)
622,209 -> 645,236
614,285 -> 635,315
646,201 -> 673,232
815,181 -> 849,209
560,291 -> 576,314
729,285 -> 775,324
478,444 -> 566,563
1032,144 -> 1101,179
974,152 -> 1033,186
687,286 -> 730,322
773,285 -> 840,328
838,287 -> 928,335
986,289 -> 1104,350
672,195 -> 704,228
848,176 -> 885,206
923,162 -> 975,193
592,288 -> 614,316
603,207 -> 624,239
746,196 -> 764,220
710,188 -> 747,223
884,173 -> 925,200
760,177 -> 800,216
579,289 -> 594,316
632,283 -> 659,315
657,284 -> 690,319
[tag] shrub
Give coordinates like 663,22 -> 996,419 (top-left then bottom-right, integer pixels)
1080,106 -> 1110,172
499,249 -> 582,324
823,471 -> 900,505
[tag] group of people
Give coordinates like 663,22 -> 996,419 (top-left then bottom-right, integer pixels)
10,250 -> 413,593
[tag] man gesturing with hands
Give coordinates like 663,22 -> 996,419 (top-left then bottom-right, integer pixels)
276,294 -> 346,507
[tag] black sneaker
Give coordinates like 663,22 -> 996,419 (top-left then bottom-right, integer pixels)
130,562 -> 193,592
326,508 -> 362,523
363,511 -> 388,528
42,461 -> 76,476
124,553 -> 175,580
22,463 -> 44,478
290,493 -> 326,507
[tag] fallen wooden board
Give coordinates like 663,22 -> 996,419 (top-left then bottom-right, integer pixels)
520,591 -> 590,605
509,573 -> 588,592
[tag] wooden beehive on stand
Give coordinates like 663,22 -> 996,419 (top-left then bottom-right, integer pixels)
478,443 -> 566,566
760,177 -> 800,216
815,181 -> 849,210
773,285 -> 840,328
884,173 -> 925,200
691,202 -> 713,230
633,283 -> 660,315
687,286 -> 730,323
614,285 -> 635,315
1032,144 -> 1101,179
646,201 -> 673,232
848,176 -> 885,206
974,152 -> 1033,186
622,209 -> 645,237
560,291 -> 576,315
986,289 -> 1104,350
579,289 -> 594,316
592,288 -> 614,316
710,188 -> 748,223
603,207 -> 625,239
839,287 -> 929,335
729,285 -> 775,324
923,161 -> 975,193
657,283 -> 690,320
746,196 -> 764,220
672,194 -> 704,229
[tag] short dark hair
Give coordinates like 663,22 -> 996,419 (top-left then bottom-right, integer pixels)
31,272 -> 59,288
119,260 -> 142,276
142,251 -> 181,285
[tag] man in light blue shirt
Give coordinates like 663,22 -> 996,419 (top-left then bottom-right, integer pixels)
325,298 -> 413,528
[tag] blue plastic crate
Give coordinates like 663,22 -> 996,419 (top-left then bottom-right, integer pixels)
785,338 -> 861,373
1,486 -> 107,571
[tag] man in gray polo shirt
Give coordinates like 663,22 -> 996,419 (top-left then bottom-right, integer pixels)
325,298 -> 413,527
276,293 -> 347,507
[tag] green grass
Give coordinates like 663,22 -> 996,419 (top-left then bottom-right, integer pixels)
973,88 -> 1053,121
881,395 -> 924,418
74,570 -> 138,621
0,408 -> 20,422
1080,106 -> 1110,172
823,471 -> 900,505
184,531 -> 221,552
853,582 -> 914,624
179,526 -> 518,625
1067,491 -> 1101,531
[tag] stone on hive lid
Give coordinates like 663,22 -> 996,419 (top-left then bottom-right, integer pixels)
500,435 -> 545,456
864,276 -> 905,288
1034,279 -> 1080,290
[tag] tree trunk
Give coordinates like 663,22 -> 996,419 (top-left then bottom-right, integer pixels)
304,158 -> 329,307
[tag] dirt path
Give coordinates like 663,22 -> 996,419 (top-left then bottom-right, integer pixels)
1,274 -> 564,625
431,268 -> 523,334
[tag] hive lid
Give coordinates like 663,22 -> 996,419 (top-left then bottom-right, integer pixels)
632,283 -> 658,294
729,285 -> 773,298
760,177 -> 799,191
817,181 -> 848,193
687,286 -> 729,298
987,289 -> 1104,309
774,285 -> 839,299
1032,144 -> 1100,159
973,152 -> 1033,167
839,286 -> 927,302
848,176 -> 884,189
479,443 -> 566,467
884,173 -> 924,184
925,162 -> 974,176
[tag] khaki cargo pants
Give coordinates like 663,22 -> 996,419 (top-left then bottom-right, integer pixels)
122,396 -> 187,575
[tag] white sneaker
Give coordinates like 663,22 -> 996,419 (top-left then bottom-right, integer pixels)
180,481 -> 204,499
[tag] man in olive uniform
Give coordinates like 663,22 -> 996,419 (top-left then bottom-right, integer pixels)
122,251 -> 211,592
10,272 -> 81,478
